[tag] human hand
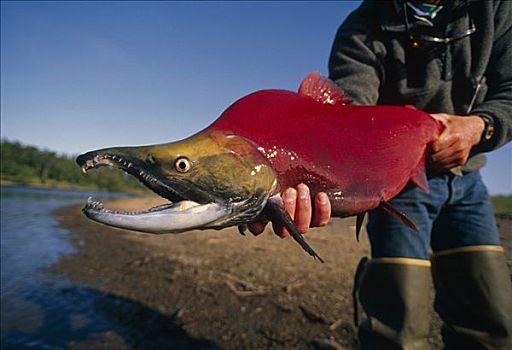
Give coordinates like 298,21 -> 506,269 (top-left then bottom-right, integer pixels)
247,183 -> 331,237
429,113 -> 484,171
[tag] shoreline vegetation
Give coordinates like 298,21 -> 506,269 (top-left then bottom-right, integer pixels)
492,195 -> 512,215
1,139 -> 149,194
1,138 -> 510,213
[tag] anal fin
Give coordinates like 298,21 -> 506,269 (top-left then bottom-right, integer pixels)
381,201 -> 418,232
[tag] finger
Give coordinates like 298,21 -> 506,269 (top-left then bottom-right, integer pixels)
294,184 -> 312,234
312,192 -> 331,227
430,113 -> 448,123
275,188 -> 297,238
431,145 -> 466,163
248,221 -> 268,236
430,140 -> 461,162
432,160 -> 463,172
436,155 -> 468,170
282,187 -> 298,218
431,150 -> 467,170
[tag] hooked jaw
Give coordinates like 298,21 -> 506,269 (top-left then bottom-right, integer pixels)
77,151 -> 185,203
76,148 -> 235,233
83,197 -> 232,233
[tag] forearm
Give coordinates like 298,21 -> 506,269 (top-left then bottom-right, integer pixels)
471,86 -> 512,153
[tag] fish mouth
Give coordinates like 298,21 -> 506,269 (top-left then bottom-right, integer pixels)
76,150 -> 267,233
84,197 -> 178,216
77,152 -> 185,204
82,196 -> 233,233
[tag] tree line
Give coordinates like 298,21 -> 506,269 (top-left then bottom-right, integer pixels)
1,139 -> 149,193
1,139 -> 510,211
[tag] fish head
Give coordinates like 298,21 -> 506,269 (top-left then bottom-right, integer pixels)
76,130 -> 278,233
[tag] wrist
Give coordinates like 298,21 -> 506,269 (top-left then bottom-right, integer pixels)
467,115 -> 486,146
479,115 -> 495,144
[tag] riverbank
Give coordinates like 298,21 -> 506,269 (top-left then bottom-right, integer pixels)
53,198 -> 511,349
0,179 -> 149,195
1,179 -> 93,191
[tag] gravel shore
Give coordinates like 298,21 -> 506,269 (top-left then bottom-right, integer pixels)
52,197 -> 511,349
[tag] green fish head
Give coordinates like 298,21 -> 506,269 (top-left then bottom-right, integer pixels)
76,130 -> 278,232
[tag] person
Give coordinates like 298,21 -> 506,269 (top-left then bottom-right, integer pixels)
250,0 -> 512,348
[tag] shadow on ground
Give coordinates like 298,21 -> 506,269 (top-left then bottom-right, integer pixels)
67,286 -> 220,350
1,285 -> 219,350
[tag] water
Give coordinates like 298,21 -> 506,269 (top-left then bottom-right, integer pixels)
0,186 -> 129,349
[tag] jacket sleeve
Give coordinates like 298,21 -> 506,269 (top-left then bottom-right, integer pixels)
328,7 -> 384,106
470,1 -> 512,152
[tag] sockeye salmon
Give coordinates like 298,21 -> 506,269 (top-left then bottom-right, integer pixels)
77,72 -> 442,262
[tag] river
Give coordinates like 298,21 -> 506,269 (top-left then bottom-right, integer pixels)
0,185 -> 130,349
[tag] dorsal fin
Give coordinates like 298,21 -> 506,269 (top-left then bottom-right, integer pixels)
298,71 -> 352,106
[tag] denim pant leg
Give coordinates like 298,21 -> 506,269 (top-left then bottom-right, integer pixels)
430,171 -> 501,251
367,176 -> 451,259
427,171 -> 510,349
361,178 -> 449,348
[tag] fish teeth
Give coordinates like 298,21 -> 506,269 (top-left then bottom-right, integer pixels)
86,197 -> 105,210
86,159 -> 95,169
84,197 -> 151,216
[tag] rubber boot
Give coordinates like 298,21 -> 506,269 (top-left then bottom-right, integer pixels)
356,258 -> 433,350
431,246 -> 512,349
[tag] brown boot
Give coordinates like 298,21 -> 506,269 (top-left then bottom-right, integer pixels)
357,258 -> 433,350
432,246 -> 512,349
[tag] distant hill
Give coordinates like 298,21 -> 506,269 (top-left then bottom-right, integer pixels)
1,139 -> 149,194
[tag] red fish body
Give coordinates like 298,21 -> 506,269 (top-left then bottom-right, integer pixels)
210,76 -> 442,217
77,73 -> 443,261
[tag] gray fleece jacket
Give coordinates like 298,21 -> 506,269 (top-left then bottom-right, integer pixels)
328,0 -> 511,171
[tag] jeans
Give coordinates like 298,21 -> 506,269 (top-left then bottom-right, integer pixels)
366,170 -> 501,259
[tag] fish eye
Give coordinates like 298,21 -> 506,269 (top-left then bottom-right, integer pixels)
175,157 -> 191,173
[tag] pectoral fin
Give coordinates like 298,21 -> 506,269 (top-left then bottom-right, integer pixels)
266,196 -> 324,263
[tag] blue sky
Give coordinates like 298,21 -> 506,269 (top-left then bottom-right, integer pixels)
1,1 -> 510,195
